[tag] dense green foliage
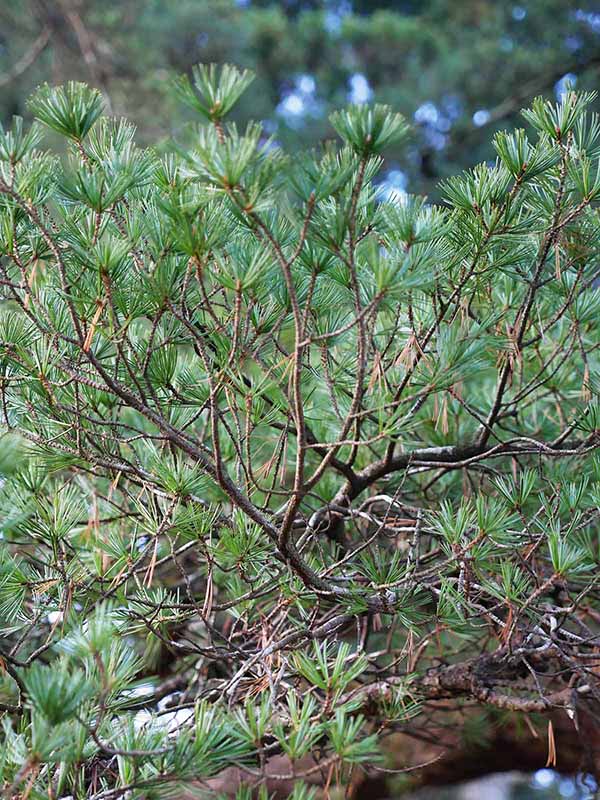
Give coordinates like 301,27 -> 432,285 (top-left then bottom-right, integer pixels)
4,1 -> 600,197
2,64 -> 600,798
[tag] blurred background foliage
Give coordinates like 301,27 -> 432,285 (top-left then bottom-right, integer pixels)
2,0 -> 600,199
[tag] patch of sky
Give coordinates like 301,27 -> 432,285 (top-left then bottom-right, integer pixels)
512,5 -> 527,21
298,74 -> 316,94
377,167 -> 408,205
414,101 -> 439,126
531,770 -> 597,799
324,0 -> 352,34
559,777 -> 577,798
574,9 -> 600,33
565,35 -> 583,51
276,73 -> 324,128
262,118 -> 278,135
279,94 -> 304,117
348,73 -> 373,104
442,94 -> 462,121
414,100 -> 454,151
260,135 -> 282,153
472,109 -> 491,127
555,72 -> 577,101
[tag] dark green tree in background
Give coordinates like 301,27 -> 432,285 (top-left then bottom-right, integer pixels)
3,0 -> 600,198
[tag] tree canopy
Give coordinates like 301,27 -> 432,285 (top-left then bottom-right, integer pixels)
4,1 -> 600,199
2,64 -> 600,798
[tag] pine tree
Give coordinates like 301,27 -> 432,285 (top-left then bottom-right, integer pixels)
1,65 -> 600,798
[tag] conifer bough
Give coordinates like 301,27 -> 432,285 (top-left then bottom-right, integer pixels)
2,66 -> 600,797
